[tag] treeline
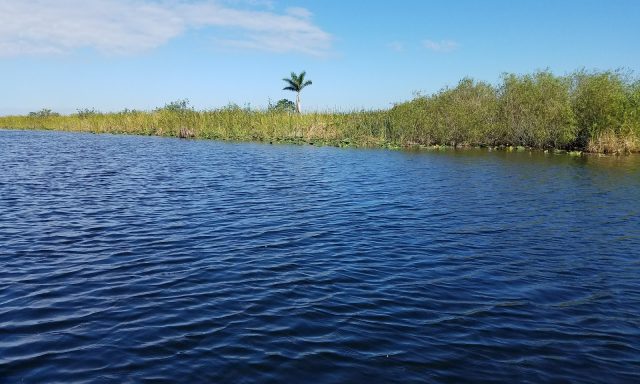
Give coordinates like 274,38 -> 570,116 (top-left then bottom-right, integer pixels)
1,70 -> 638,154
389,70 -> 639,153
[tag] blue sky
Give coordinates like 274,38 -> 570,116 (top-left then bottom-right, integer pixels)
1,0 -> 639,115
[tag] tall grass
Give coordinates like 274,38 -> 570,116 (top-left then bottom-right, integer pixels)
2,70 -> 639,154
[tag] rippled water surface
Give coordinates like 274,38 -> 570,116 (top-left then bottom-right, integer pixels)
1,129 -> 640,383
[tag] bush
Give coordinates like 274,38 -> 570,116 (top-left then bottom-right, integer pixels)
432,78 -> 499,147
3,69 -> 639,153
268,99 -> 296,113
571,70 -> 628,148
76,108 -> 100,118
157,99 -> 192,113
28,109 -> 60,118
499,71 -> 576,148
622,79 -> 640,139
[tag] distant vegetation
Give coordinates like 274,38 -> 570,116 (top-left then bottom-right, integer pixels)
2,69 -> 639,154
282,71 -> 312,113
28,108 -> 60,118
268,99 -> 296,114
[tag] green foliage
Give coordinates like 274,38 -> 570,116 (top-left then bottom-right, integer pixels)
388,96 -> 433,145
118,108 -> 140,115
268,99 -> 296,113
499,71 -> 576,148
28,109 -> 60,118
157,99 -> 191,113
282,71 -> 312,93
571,70 -> 628,147
76,108 -> 99,118
283,71 -> 312,113
432,78 -> 499,147
388,79 -> 498,147
215,102 -> 251,112
2,69 -> 638,154
621,79 -> 640,139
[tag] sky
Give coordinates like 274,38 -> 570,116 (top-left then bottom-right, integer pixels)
1,0 -> 639,115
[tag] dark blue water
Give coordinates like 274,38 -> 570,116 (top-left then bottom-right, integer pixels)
1,129 -> 639,383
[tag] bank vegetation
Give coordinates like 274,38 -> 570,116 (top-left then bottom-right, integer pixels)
2,70 -> 638,154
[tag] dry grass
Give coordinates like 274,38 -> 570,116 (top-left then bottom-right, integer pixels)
586,131 -> 639,154
2,69 -> 638,154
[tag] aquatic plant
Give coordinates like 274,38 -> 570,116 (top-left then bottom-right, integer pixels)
2,69 -> 638,154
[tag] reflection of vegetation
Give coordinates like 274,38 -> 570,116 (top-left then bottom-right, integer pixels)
2,69 -> 639,154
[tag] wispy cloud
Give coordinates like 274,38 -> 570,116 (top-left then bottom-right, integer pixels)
222,0 -> 275,9
286,7 -> 313,19
387,41 -> 405,52
423,39 -> 459,53
0,0 -> 332,57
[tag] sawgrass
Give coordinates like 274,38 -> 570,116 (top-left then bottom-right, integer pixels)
2,70 -> 638,154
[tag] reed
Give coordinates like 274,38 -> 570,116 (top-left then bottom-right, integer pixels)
2,70 -> 638,154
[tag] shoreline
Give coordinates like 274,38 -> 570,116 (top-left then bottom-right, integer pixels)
2,126 -> 635,159
2,69 -> 638,155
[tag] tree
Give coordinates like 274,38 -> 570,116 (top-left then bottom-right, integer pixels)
28,108 -> 60,118
157,99 -> 191,113
282,71 -> 312,113
268,99 -> 296,113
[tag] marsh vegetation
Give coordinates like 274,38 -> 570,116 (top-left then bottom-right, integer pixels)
2,70 -> 638,154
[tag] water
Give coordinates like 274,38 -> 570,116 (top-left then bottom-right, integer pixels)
1,129 -> 639,383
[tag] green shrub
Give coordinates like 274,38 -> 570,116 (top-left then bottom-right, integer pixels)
268,99 -> 296,113
499,71 -> 576,148
571,70 -> 628,147
2,69 -> 638,154
432,78 -> 499,147
28,109 -> 60,118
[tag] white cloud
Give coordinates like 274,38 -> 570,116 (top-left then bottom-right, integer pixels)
387,41 -> 405,52
423,39 -> 459,53
222,0 -> 275,9
286,7 -> 312,19
0,0 -> 331,57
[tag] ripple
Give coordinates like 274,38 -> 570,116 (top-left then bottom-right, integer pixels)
1,130 -> 640,383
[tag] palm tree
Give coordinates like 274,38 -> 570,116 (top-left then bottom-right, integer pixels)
282,71 -> 312,113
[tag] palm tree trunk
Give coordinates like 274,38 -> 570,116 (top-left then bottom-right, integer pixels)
296,92 -> 301,113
